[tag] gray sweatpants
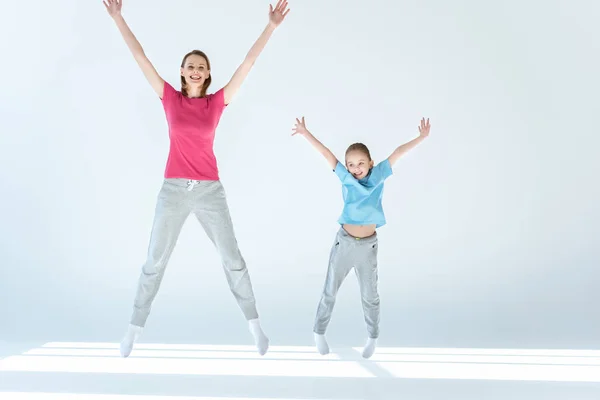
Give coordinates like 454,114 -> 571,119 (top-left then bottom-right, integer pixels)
130,178 -> 259,327
313,227 -> 380,339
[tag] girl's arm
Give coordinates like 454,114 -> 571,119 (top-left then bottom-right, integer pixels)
223,0 -> 290,105
387,118 -> 431,167
292,117 -> 339,170
104,0 -> 165,98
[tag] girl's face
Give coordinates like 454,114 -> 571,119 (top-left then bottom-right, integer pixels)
345,151 -> 374,179
180,54 -> 210,88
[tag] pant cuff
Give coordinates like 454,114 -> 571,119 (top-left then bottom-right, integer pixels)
242,306 -> 259,321
130,312 -> 148,328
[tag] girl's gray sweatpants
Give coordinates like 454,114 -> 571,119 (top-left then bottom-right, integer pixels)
313,227 -> 381,339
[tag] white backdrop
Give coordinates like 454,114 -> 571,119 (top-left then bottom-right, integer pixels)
0,0 -> 599,349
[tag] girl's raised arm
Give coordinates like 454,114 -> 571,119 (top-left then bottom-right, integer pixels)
387,118 -> 431,167
292,117 -> 339,170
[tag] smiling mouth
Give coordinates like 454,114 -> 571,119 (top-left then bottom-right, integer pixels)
190,76 -> 202,82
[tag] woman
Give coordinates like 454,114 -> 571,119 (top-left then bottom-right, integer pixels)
103,0 -> 290,357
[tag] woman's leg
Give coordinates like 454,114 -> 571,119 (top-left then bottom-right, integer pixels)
121,180 -> 191,357
192,181 -> 267,354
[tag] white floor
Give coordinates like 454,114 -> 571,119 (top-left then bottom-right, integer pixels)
1,341 -> 600,400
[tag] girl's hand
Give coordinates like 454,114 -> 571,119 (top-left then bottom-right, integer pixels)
269,0 -> 290,27
418,117 -> 431,138
103,0 -> 122,18
292,116 -> 309,136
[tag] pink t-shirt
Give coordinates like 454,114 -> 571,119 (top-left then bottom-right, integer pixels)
160,81 -> 227,180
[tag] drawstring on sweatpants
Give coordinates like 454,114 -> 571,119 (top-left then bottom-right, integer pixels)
187,180 -> 196,191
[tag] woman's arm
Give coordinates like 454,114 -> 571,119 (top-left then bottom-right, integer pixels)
223,0 -> 290,104
292,117 -> 339,170
104,0 -> 165,98
387,118 -> 431,167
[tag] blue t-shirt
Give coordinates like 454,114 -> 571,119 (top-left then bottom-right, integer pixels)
334,159 -> 393,228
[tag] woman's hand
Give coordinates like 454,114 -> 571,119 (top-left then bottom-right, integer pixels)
269,0 -> 290,28
103,0 -> 122,19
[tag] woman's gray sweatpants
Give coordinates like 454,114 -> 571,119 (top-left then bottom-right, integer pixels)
313,227 -> 381,339
129,178 -> 259,327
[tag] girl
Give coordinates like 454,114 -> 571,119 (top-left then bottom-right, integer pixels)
291,116 -> 431,358
103,0 -> 290,357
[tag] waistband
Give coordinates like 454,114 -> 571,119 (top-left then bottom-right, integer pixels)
164,178 -> 220,191
337,226 -> 378,245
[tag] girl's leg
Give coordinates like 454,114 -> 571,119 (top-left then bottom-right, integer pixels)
354,238 -> 380,358
313,229 -> 354,354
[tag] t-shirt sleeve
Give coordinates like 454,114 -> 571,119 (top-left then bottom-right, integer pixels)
208,87 -> 227,110
371,159 -> 393,184
334,161 -> 350,182
160,81 -> 177,104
